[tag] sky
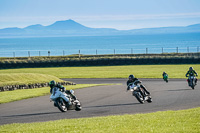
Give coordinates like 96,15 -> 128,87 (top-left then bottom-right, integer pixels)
0,0 -> 200,30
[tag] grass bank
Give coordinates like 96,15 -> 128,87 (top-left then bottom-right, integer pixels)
0,84 -> 110,104
0,107 -> 199,132
0,73 -> 64,87
0,64 -> 199,78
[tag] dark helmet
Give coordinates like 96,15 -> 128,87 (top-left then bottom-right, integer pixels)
49,80 -> 56,88
129,74 -> 134,80
163,72 -> 166,74
189,67 -> 193,71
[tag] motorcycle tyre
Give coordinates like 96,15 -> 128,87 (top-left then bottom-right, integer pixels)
191,85 -> 195,90
75,100 -> 82,111
55,98 -> 68,112
134,91 -> 144,104
146,96 -> 152,103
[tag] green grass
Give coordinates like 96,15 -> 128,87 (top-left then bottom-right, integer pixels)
0,73 -> 65,87
0,64 -> 199,78
0,84 -> 113,104
0,107 -> 199,133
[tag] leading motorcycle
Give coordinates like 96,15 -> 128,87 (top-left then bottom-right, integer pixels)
127,80 -> 152,104
187,75 -> 197,89
50,87 -> 82,112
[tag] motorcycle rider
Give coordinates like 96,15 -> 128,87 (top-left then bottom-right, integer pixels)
162,72 -> 168,82
162,72 -> 168,79
127,75 -> 150,97
49,80 -> 77,105
185,67 -> 198,85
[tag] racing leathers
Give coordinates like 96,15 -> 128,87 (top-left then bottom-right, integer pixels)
185,70 -> 198,85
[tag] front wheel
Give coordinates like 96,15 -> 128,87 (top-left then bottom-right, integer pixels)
133,91 -> 144,104
190,79 -> 195,89
191,85 -> 195,89
55,98 -> 68,112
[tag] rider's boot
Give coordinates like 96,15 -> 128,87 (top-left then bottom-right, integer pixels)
140,85 -> 150,95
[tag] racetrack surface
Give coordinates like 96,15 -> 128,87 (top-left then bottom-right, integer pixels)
0,79 -> 200,125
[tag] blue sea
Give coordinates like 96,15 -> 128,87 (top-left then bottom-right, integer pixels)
0,33 -> 200,57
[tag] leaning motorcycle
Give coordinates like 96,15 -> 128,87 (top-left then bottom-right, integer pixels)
50,87 -> 82,112
187,75 -> 197,89
163,74 -> 168,83
127,81 -> 152,104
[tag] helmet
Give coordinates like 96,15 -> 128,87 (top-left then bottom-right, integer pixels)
189,67 -> 193,71
163,72 -> 166,74
49,80 -> 56,88
129,74 -> 134,80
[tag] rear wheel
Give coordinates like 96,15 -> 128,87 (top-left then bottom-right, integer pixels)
146,96 -> 152,103
55,98 -> 68,112
75,100 -> 82,111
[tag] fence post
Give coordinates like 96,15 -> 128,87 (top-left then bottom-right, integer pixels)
146,48 -> 148,54
198,46 -> 199,53
114,49 -> 115,55
48,51 -> 50,57
131,48 -> 133,54
176,47 -> 178,53
39,51 -> 40,56
63,50 -> 65,56
13,52 -> 15,57
96,49 -> 98,55
79,50 -> 81,59
162,47 -> 164,54
187,47 -> 189,53
28,51 -> 30,57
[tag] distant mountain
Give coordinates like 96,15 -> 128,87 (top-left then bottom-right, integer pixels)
46,19 -> 91,30
24,24 -> 45,30
127,24 -> 200,34
0,19 -> 200,37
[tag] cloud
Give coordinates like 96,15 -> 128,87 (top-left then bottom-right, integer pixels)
74,12 -> 200,21
1,12 -> 200,23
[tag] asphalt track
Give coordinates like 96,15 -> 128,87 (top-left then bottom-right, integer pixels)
0,78 -> 200,125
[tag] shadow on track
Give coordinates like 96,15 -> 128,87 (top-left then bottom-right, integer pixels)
84,102 -> 140,109
167,88 -> 192,92
3,112 -> 60,118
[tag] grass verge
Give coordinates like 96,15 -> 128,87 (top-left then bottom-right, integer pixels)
0,64 -> 199,79
0,84 -> 111,104
0,107 -> 199,132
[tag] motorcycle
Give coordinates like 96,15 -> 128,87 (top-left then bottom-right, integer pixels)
50,87 -> 82,112
163,74 -> 168,83
187,75 -> 197,89
127,80 -> 152,104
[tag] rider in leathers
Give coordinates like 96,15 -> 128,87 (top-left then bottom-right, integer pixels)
127,75 -> 150,97
49,80 -> 77,106
185,67 -> 198,85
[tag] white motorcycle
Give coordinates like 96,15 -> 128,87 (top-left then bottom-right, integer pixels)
128,80 -> 152,104
50,87 -> 82,112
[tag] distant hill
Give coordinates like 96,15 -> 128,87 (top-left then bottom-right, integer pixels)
0,19 -> 200,37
